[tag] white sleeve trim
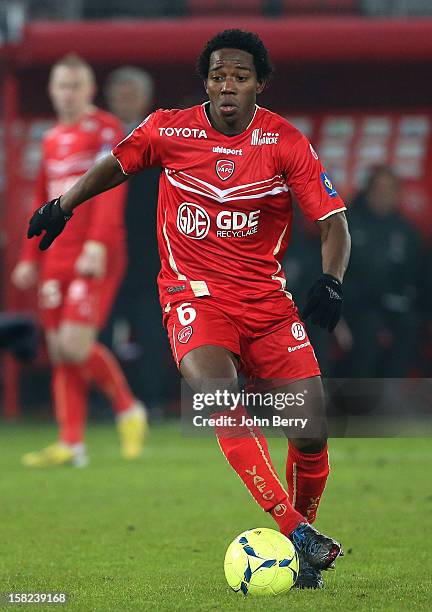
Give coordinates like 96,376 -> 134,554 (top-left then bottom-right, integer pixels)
317,206 -> 347,221
111,151 -> 130,176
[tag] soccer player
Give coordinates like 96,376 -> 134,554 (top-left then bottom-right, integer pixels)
12,54 -> 147,467
26,31 -> 350,588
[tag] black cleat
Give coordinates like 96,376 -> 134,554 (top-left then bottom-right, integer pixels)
290,522 -> 343,571
295,553 -> 324,589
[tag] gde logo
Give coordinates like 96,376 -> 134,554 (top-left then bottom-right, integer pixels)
291,322 -> 306,341
215,159 -> 235,181
177,202 -> 210,240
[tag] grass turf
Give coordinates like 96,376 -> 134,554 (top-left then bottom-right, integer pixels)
0,422 -> 431,611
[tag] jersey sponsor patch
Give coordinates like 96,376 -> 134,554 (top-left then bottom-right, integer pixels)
177,202 -> 211,240
215,159 -> 235,181
320,172 -> 338,197
177,325 -> 193,343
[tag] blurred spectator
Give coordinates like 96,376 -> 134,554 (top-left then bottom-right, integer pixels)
104,67 -> 177,411
338,166 -> 421,377
104,67 -> 154,133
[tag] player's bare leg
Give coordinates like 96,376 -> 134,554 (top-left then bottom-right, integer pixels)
180,345 -> 339,573
22,321 -> 146,467
269,375 -> 343,587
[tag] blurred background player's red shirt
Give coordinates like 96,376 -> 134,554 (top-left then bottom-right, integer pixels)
20,107 -> 127,277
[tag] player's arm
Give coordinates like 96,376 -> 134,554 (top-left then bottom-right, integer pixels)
27,111 -> 160,251
300,211 -> 351,332
27,154 -> 127,251
12,159 -> 49,289
283,132 -> 351,331
318,211 -> 350,283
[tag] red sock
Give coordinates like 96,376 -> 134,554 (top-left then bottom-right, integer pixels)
286,441 -> 329,523
83,343 -> 134,414
52,364 -> 88,445
215,406 -> 304,535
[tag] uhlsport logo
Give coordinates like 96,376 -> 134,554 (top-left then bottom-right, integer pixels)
216,159 -> 235,181
251,128 -> 279,146
177,202 -> 210,240
177,325 -> 193,344
291,322 -> 306,341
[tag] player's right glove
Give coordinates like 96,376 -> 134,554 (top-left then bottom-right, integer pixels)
302,274 -> 343,332
27,197 -> 72,251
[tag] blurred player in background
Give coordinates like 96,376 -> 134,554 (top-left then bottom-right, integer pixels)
11,54 -> 147,467
104,68 -> 176,410
25,31 -> 350,587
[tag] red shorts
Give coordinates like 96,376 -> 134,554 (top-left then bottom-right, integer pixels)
39,255 -> 125,330
164,293 -> 321,383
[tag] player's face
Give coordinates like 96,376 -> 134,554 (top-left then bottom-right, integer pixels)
367,172 -> 400,216
49,66 -> 95,122
205,48 -> 265,133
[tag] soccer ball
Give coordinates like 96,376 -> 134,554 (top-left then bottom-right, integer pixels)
224,527 -> 299,596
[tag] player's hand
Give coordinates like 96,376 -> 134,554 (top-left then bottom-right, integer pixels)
27,197 -> 72,251
75,240 -> 107,278
11,261 -> 39,290
302,274 -> 343,332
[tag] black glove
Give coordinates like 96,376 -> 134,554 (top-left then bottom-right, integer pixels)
302,274 -> 343,332
27,197 -> 72,251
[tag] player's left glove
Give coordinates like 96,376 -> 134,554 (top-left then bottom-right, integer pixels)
302,274 -> 343,332
27,197 -> 72,251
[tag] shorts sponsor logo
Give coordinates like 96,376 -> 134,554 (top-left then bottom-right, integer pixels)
251,128 -> 279,146
215,159 -> 235,181
320,171 -> 338,197
177,202 -> 210,240
291,322 -> 306,341
288,341 -> 310,353
177,325 -> 193,343
212,145 -> 243,156
159,127 -> 207,139
167,284 -> 186,294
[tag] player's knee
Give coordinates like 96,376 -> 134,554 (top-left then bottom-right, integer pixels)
57,333 -> 92,364
290,437 -> 328,453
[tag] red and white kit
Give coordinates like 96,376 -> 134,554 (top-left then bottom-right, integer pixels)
113,103 -> 346,381
21,108 -> 127,329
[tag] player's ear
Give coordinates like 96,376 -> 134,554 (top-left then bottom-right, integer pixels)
256,79 -> 266,95
204,79 -> 209,95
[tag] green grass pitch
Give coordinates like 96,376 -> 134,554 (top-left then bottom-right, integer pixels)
0,422 -> 431,611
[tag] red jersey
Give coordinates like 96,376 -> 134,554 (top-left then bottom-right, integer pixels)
112,103 -> 346,307
21,107 -> 127,276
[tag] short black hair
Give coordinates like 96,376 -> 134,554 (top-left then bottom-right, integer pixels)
197,29 -> 274,82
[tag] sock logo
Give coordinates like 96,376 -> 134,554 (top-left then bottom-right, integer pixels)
273,503 -> 287,517
306,496 -> 321,521
245,465 -> 275,501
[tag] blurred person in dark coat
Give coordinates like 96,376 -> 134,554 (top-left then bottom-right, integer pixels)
104,67 -> 177,410
340,166 -> 421,377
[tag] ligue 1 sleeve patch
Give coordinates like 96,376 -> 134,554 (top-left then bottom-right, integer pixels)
320,172 -> 338,198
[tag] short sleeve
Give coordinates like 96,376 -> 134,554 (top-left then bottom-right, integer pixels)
112,111 -> 161,175
282,133 -> 346,222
